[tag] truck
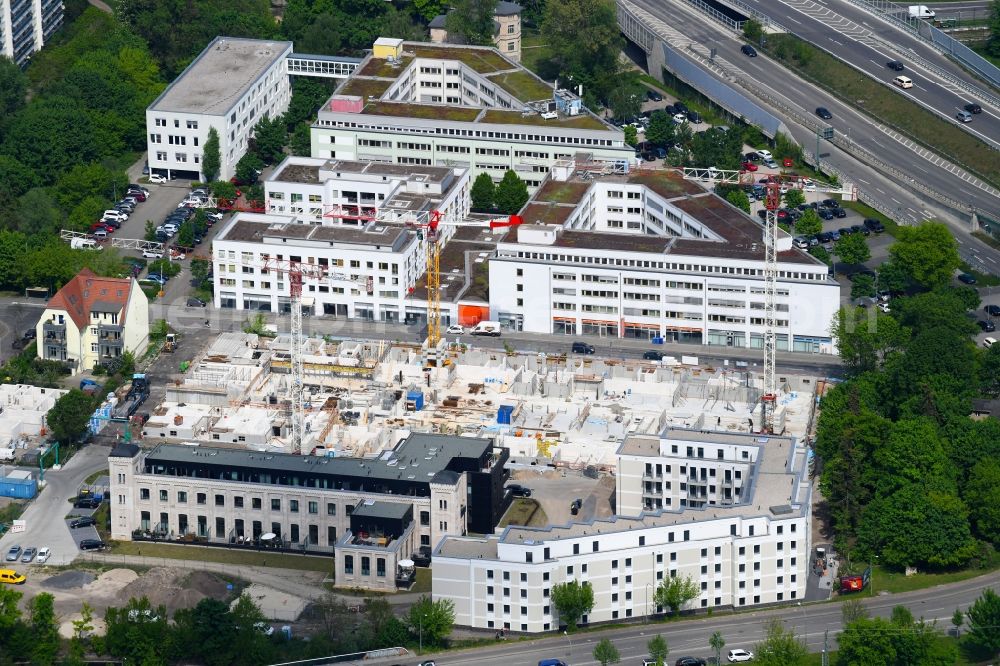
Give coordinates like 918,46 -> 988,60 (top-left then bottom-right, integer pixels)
907,5 -> 935,18
111,374 -> 149,422
470,321 -> 502,337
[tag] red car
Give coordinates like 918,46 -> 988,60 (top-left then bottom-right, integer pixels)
741,161 -> 758,172
90,222 -> 114,233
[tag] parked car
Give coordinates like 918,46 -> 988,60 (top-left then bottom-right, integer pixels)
727,649 -> 754,663
20,547 -> 37,563
985,305 -> 1000,317
985,337 -> 997,348
445,324 -> 464,334
148,174 -> 167,184
570,498 -> 583,515
851,224 -> 870,236
675,658 -> 707,666
832,207 -> 847,218
863,218 -> 885,233
643,350 -> 664,360
70,516 -> 96,529
978,320 -> 996,332
35,547 -> 51,564
646,89 -> 663,102
572,341 -> 596,354
506,484 -> 532,498
74,497 -> 101,509
102,210 -> 128,222
142,250 -> 163,259
741,161 -> 758,172
0,570 -> 26,585
78,539 -> 105,551
145,274 -> 168,285
687,110 -> 701,123
5,545 -> 22,562
254,622 -> 275,636
206,212 -> 224,222
958,273 -> 977,285
187,297 -> 207,307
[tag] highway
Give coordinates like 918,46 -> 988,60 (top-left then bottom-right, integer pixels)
925,0 -> 992,19
405,570 -> 1000,665
739,0 -> 1000,148
623,0 -> 1000,272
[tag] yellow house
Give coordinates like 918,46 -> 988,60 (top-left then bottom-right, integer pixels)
36,269 -> 150,375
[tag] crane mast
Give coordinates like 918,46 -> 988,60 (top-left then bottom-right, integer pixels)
761,177 -> 781,433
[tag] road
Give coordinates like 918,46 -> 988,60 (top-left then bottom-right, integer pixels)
624,0 -> 1000,270
738,0 -> 1000,147
0,443 -> 110,568
924,0 -> 992,19
406,570 -> 1000,665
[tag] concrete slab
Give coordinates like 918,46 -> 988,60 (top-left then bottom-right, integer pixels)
238,582 -> 309,621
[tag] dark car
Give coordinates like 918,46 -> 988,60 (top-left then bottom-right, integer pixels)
832,207 -> 847,218
741,44 -> 757,57
964,102 -> 983,114
818,209 -> 834,220
979,320 -> 996,332
643,350 -> 664,361
570,498 -> 583,515
506,484 -> 532,498
572,342 -> 596,354
687,110 -> 701,123
817,232 -> 833,244
70,516 -> 96,529
815,107 -> 833,120
958,273 -> 977,285
646,90 -> 663,102
673,101 -> 688,114
851,224 -> 870,236
863,218 -> 885,233
886,60 -> 904,71
187,297 -> 207,307
744,152 -> 760,162
839,227 -> 853,236
822,198 -> 839,208
675,658 -> 707,666
74,497 -> 101,509
78,539 -> 105,551
986,305 -> 1000,317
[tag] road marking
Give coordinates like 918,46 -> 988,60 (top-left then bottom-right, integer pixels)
829,38 -> 844,45
788,15 -> 802,24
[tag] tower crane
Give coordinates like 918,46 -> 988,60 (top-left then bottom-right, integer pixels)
323,206 -> 523,347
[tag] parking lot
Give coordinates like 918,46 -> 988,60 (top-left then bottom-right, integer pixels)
506,467 -> 616,526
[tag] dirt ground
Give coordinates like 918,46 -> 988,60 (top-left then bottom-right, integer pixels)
23,566 -> 238,637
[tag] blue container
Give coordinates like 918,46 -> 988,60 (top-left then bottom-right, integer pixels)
497,404 -> 515,425
652,337 -> 665,345
0,475 -> 37,499
406,391 -> 424,411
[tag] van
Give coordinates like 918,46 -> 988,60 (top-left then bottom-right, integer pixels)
471,321 -> 502,337
907,5 -> 935,18
0,569 -> 26,585
893,76 -> 913,89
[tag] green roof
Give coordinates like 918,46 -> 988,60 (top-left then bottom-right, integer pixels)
338,77 -> 394,99
488,70 -> 554,103
410,44 -> 512,73
534,180 -> 593,205
480,109 -> 608,130
520,203 -> 575,226
365,101 -> 482,122
357,56 -> 415,78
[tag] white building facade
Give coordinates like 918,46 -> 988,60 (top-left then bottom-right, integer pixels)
1,0 -> 62,67
489,176 -> 839,353
146,37 -> 293,182
432,429 -> 812,633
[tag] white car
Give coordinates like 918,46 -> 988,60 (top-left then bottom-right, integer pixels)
727,649 -> 754,663
446,324 -> 465,335
877,302 -> 890,313
801,178 -> 816,191
102,210 -> 128,222
148,174 -> 167,184
142,250 -> 164,259
672,112 -> 688,124
756,149 -> 773,161
35,547 -> 51,563
253,622 -> 274,636
985,337 -> 997,348
206,212 -> 224,222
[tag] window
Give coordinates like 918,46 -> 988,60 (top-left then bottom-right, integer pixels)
140,488 -> 150,500
327,503 -> 337,515
252,497 -> 262,510
215,494 -> 225,506
308,501 -> 318,514
520,573 -> 528,582
234,496 -> 244,508
377,558 -> 386,577
344,555 -> 354,574
197,493 -> 206,505
271,499 -> 281,511
177,491 -> 187,503
361,557 -> 370,576
159,490 -> 168,502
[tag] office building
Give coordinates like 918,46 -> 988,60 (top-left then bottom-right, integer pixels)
1,0 -> 63,67
432,428 -> 811,632
146,36 -> 293,181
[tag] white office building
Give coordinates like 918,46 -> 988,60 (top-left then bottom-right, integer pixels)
487,167 -> 839,353
1,0 -> 62,66
146,37 -> 293,182
310,40 -> 633,191
432,428 -> 812,633
212,158 -> 471,321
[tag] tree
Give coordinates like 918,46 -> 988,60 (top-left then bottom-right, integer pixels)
645,111 -> 673,147
144,220 -> 157,242
967,588 -> 1000,655
405,596 -> 455,648
289,123 -> 312,156
542,0 -> 622,99
877,259 -> 908,294
30,592 -> 60,666
235,152 -> 264,185
888,222 -> 961,290
784,188 -> 805,208
830,233 -> 868,271
471,172 -> 496,211
809,245 -> 831,265
191,258 -> 211,285
445,0 -> 498,45
413,0 -> 447,21
795,208 -> 821,236
951,607 -> 964,636
48,389 -> 97,444
850,273 -> 876,300
177,221 -> 195,248
835,617 -> 897,666
495,170 -> 529,215
0,56 -> 28,117
593,638 -> 621,666
624,125 -> 638,147
689,127 -> 742,170
251,115 -> 287,165
708,632 -> 725,664
754,619 -> 807,666
606,75 -> 644,122
831,307 -> 910,375
210,180 -> 238,200
202,127 -> 221,182
173,598 -> 240,666
980,343 -> 1000,398
0,584 -> 23,631
726,189 -> 751,213
988,0 -> 1000,56
654,574 -> 699,617
842,599 -> 868,625
647,634 -> 669,666
965,458 -> 1000,546
551,580 -> 594,631
743,18 -> 763,44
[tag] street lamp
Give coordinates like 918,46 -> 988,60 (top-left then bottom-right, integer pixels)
645,583 -> 653,623
564,630 -> 573,659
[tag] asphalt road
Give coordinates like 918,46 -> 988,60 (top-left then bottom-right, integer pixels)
403,570 -> 1000,665
924,0 -> 992,19
625,0 -> 1000,268
738,0 -> 1000,147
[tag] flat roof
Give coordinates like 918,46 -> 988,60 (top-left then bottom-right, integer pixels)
218,217 -> 413,250
150,37 -> 292,115
352,501 -> 412,521
143,432 -> 495,485
272,158 -> 455,186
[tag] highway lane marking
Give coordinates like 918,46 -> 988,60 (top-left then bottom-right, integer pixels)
829,38 -> 844,45
787,15 -> 802,24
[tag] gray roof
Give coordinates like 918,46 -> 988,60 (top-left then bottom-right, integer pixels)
110,443 -> 140,458
495,1 -> 522,15
149,37 -> 292,115
352,501 -> 413,521
429,14 -> 446,28
144,433 -> 494,485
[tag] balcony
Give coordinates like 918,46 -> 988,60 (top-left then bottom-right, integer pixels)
43,322 -> 66,343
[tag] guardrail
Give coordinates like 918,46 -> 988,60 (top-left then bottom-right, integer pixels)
679,0 -> 744,32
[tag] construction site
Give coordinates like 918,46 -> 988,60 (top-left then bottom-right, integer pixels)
136,332 -> 818,469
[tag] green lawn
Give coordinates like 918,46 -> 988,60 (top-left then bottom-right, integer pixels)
498,498 -> 549,528
489,70 -> 554,103
337,77 -> 393,99
411,567 -> 432,593
763,34 -> 1000,190
410,44 -> 510,73
106,540 -> 334,573
519,31 -> 553,77
863,563 -> 1000,595
535,180 -> 592,204
960,262 -> 1000,285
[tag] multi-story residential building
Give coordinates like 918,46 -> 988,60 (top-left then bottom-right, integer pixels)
488,169 -> 839,353
429,1 -> 523,63
1,0 -> 63,67
311,40 -> 633,191
432,428 -> 811,633
213,157 -> 470,321
35,269 -> 149,375
146,37 -> 293,181
108,433 -> 511,590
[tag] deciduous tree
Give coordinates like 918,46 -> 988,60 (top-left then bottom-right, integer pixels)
964,458 -> 1000,546
623,125 -> 638,147
251,115 -> 286,165
654,574 -> 699,617
967,588 -> 1000,655
405,596 -> 455,647
888,222 -> 961,290
835,233 -> 871,265
202,127 -> 221,182
709,632 -> 725,665
48,389 -> 97,444
29,592 -> 60,666
726,189 -> 751,213
445,0 -> 498,45
593,638 -> 620,666
645,111 -> 674,147
794,208 -> 821,236
784,188 -> 805,208
551,580 -> 594,631
542,0 -> 622,99
754,619 -> 807,666
495,170 -> 529,215
471,172 -> 496,212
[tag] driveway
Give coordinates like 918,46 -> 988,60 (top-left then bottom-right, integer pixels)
0,444 -> 111,567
